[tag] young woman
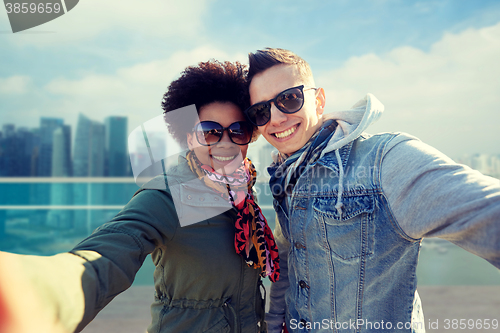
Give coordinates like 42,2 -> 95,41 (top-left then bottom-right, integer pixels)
0,60 -> 279,333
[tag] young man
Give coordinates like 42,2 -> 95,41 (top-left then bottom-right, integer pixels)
245,48 -> 500,333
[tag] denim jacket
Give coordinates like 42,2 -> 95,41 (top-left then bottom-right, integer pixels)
267,95 -> 500,333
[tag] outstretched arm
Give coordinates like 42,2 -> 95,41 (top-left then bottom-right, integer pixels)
381,134 -> 500,268
0,188 -> 177,333
0,251 -> 87,333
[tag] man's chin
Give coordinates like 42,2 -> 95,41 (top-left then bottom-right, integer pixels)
275,140 -> 301,156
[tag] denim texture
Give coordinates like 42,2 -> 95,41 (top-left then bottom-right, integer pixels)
266,94 -> 500,333
272,133 -> 424,333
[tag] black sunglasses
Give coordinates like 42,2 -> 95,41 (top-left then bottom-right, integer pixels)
244,85 -> 317,126
193,121 -> 253,146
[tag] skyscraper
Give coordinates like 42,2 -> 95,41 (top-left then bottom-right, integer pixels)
51,125 -> 72,177
29,128 -> 41,176
72,114 -> 106,232
37,117 -> 64,177
73,113 -> 92,177
0,124 -> 17,176
47,125 -> 73,229
73,114 -> 105,177
17,127 -> 39,177
1,124 -> 15,137
90,121 -> 105,177
105,116 -> 128,176
0,125 -> 41,177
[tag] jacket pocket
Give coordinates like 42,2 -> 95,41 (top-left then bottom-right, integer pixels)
313,194 -> 374,260
152,304 -> 231,333
203,316 -> 231,333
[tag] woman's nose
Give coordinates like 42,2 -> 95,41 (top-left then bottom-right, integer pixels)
217,129 -> 234,146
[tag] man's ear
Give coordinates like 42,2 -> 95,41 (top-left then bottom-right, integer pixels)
315,87 -> 326,116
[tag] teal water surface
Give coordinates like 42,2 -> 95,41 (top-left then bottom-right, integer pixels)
1,179 -> 498,287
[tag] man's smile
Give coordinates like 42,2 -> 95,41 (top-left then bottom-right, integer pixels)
272,124 -> 299,139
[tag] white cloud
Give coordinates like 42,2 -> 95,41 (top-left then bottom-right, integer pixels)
0,76 -> 33,94
4,0 -> 209,46
43,46 -> 247,135
317,22 -> 500,156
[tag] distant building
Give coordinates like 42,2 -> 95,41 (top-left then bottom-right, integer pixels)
2,124 -> 15,137
105,116 -> 128,176
1,114 -> 130,178
73,114 -> 105,177
246,138 -> 276,206
73,114 -> 92,177
29,128 -> 41,176
72,114 -> 107,232
90,121 -> 105,177
48,125 -> 74,228
0,125 -> 42,177
37,117 -> 64,177
129,130 -> 168,180
51,125 -> 72,177
17,127 -> 39,176
248,138 -> 276,181
0,124 -> 18,176
456,154 -> 500,179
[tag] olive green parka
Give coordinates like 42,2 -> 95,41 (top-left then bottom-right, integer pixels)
69,156 -> 267,332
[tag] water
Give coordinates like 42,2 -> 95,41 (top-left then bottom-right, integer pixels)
1,179 -> 498,287
417,238 -> 500,285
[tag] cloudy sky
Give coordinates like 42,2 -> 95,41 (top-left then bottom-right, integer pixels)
1,0 -> 499,158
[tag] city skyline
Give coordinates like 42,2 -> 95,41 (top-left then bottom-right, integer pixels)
0,114 -> 131,177
1,115 -> 500,179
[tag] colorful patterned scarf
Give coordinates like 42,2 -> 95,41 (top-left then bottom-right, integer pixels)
186,150 -> 280,282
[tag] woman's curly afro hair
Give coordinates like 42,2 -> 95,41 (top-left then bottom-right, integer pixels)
161,60 -> 255,148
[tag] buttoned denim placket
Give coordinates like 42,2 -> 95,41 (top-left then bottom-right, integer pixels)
309,161 -> 339,330
290,164 -> 327,331
295,143 -> 354,330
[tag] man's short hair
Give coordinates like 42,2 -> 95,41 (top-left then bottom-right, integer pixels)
248,48 -> 314,84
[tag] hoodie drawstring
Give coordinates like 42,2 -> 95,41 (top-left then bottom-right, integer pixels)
335,149 -> 344,217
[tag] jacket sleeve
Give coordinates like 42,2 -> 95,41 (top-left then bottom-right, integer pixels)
266,215 -> 291,333
380,133 -> 500,268
69,188 -> 178,331
0,188 -> 178,333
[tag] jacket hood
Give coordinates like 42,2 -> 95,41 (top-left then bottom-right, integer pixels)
320,93 -> 383,158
